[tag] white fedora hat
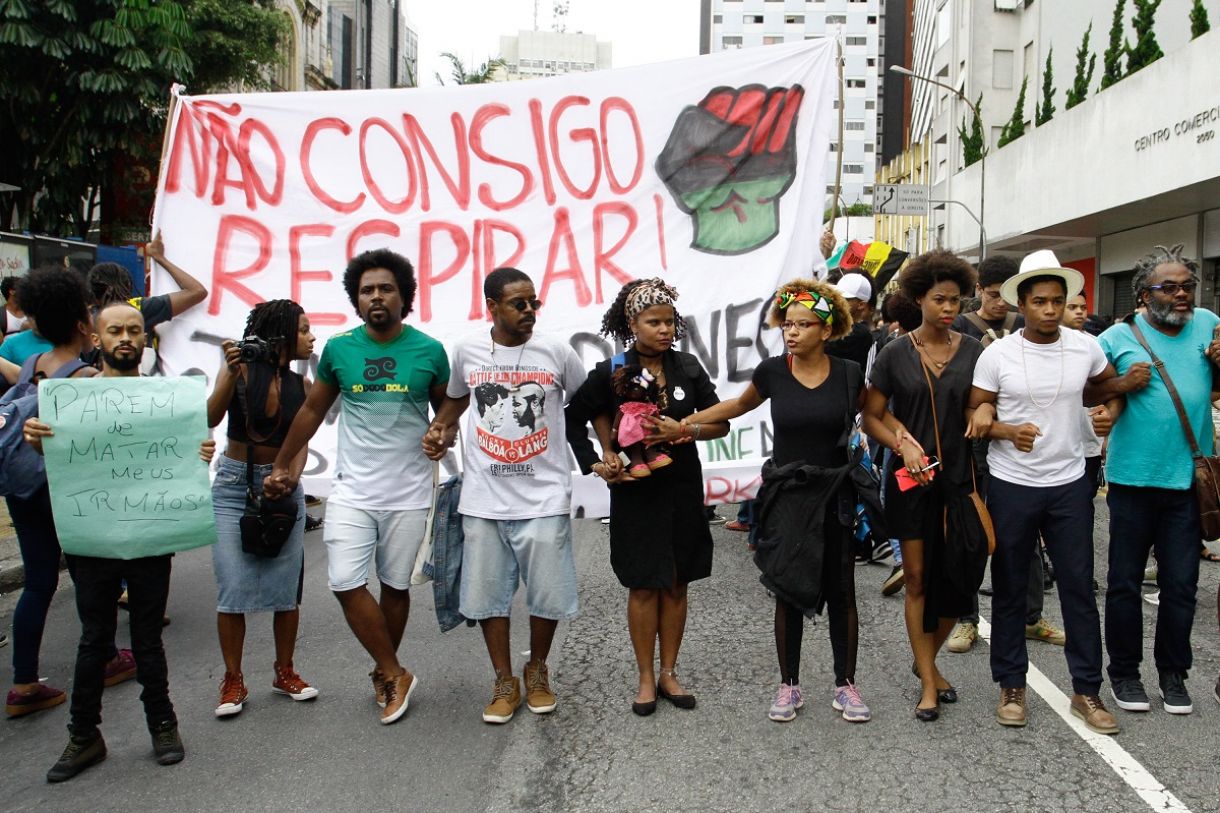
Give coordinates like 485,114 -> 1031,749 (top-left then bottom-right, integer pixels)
1000,249 -> 1085,307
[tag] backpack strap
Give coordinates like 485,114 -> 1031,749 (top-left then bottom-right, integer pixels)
1001,311 -> 1018,335
610,352 -> 626,373
962,311 -> 990,335
49,358 -> 91,379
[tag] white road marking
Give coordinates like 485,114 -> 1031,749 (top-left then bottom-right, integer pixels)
975,617 -> 1194,813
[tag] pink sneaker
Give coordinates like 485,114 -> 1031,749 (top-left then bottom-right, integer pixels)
6,682 -> 67,717
104,649 -> 137,687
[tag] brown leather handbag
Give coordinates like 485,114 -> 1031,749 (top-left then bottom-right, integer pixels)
1128,319 -> 1220,541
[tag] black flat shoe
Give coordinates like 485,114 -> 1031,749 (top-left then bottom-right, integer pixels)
915,703 -> 940,722
657,685 -> 697,710
938,686 -> 958,704
631,699 -> 657,716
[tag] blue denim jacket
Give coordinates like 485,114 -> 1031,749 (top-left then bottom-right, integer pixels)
426,474 -> 472,632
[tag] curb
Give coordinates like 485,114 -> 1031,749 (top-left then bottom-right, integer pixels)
0,562 -> 25,596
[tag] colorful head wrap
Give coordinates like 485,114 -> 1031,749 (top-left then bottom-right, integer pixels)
776,289 -> 834,324
625,278 -> 680,322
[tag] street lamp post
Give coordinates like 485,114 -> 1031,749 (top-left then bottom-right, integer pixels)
889,65 -> 986,261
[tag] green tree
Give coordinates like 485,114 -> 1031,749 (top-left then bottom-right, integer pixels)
1035,48 -> 1056,125
997,76 -> 1029,147
1100,0 -> 1128,90
1190,0 -> 1210,38
435,52 -> 506,85
0,0 -> 286,237
1065,23 -> 1097,109
1126,0 -> 1164,74
185,0 -> 288,92
957,93 -> 986,167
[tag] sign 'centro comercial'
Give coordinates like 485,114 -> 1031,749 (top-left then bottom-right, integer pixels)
1134,103 -> 1220,151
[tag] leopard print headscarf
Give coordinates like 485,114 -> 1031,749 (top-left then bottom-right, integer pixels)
625,278 -> 679,322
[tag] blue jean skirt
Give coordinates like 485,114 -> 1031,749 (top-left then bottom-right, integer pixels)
212,454 -> 305,613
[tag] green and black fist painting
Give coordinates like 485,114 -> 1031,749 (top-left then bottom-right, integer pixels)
656,84 -> 804,256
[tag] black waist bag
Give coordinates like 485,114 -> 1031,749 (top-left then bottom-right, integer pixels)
239,458 -> 297,558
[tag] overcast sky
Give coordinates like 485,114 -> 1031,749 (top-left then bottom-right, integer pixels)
409,0 -> 701,86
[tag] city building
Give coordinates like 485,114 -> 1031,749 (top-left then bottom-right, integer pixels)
881,0 -> 1217,315
700,0 -> 884,206
497,29 -> 612,81
269,0 -> 418,91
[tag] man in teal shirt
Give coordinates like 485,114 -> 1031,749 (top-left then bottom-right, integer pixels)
0,326 -> 52,365
1098,244 -> 1220,717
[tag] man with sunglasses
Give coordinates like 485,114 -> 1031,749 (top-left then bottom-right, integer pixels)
1097,244 -> 1220,717
423,267 -> 586,725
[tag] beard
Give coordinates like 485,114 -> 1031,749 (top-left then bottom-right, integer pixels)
101,346 -> 141,371
1145,296 -> 1192,327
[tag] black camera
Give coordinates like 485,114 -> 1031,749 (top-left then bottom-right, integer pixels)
235,335 -> 278,364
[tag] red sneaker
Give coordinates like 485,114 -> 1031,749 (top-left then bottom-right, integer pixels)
272,664 -> 319,701
214,672 -> 248,718
6,682 -> 66,717
103,649 -> 137,687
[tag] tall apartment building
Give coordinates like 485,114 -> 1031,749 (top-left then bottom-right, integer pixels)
328,0 -> 418,89
700,0 -> 884,206
497,29 -> 613,81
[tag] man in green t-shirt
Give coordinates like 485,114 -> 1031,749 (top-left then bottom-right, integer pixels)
268,249 -> 449,726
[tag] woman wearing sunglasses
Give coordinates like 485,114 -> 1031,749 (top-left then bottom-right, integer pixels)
565,279 -> 728,715
683,279 -> 881,723
862,250 -> 985,721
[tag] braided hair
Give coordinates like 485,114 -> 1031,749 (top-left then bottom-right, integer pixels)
599,279 -> 687,345
239,299 -> 305,442
244,299 -> 305,360
87,262 -> 135,306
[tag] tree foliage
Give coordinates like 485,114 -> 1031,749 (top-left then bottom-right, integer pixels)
1190,0 -> 1211,38
0,0 -> 285,238
1126,0 -> 1164,74
1100,0 -> 1127,90
435,52 -> 506,85
997,76 -> 1029,148
957,94 -> 986,167
1035,48 -> 1055,126
1065,23 -> 1097,109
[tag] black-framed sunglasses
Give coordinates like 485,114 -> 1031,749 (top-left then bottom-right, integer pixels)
507,298 -> 542,312
1147,281 -> 1197,296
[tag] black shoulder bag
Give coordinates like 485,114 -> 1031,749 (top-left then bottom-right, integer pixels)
238,367 -> 298,558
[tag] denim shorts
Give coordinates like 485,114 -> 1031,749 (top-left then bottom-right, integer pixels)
458,514 -> 579,621
323,502 -> 428,591
212,455 -> 305,613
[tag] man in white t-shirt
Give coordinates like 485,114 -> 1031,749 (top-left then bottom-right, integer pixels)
965,251 -> 1131,736
423,267 -> 587,725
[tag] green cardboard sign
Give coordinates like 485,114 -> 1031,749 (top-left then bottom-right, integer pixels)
39,376 -> 216,559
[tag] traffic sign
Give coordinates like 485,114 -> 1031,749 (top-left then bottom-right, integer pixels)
874,184 -> 929,216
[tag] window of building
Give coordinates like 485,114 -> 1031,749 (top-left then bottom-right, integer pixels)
864,143 -> 874,152
865,100 -> 875,109
844,164 -> 864,174
864,185 -> 874,195
867,57 -> 876,67
868,15 -> 877,24
847,78 -> 865,88
845,35 -> 867,45
993,49 -> 1013,88
714,14 -> 722,23
829,142 -> 838,151
827,14 -> 847,24
763,36 -> 784,44
845,120 -> 865,131
1023,41 -> 1035,78
723,36 -> 743,47
826,185 -> 837,193
785,15 -> 804,24
746,14 -> 764,23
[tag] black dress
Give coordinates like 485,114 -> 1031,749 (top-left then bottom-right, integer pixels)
868,334 -> 985,628
566,348 -> 720,588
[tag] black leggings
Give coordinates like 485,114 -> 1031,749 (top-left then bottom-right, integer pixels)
774,520 -> 857,686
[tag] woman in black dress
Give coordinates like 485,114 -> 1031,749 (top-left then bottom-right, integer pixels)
862,250 -> 984,721
566,279 -> 729,715
683,279 -> 881,724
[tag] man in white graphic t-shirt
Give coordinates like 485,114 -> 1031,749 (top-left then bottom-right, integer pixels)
423,266 -> 587,725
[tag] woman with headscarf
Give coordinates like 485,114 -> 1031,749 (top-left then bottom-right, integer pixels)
566,279 -> 729,716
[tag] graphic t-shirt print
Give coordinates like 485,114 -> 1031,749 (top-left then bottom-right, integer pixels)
468,365 -> 554,475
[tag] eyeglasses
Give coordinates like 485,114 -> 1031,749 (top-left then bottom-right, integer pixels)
780,320 -> 822,332
1147,281 -> 1197,296
507,298 -> 542,312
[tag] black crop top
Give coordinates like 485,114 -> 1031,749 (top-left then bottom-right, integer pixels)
226,368 -> 307,448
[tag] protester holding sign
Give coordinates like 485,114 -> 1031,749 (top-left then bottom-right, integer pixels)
266,249 -> 448,726
862,251 -> 985,722
24,301 -> 215,781
424,267 -> 587,724
683,279 -> 877,724
3,268 -> 96,719
206,300 -> 318,718
565,279 -> 727,716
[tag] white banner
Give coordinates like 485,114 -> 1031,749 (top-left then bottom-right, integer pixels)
150,41 -> 837,510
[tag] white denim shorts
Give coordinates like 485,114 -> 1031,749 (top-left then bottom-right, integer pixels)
323,502 -> 428,591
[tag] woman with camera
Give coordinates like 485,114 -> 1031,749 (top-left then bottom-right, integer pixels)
206,300 -> 318,717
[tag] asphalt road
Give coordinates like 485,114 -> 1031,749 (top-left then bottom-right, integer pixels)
1,503 -> 1218,813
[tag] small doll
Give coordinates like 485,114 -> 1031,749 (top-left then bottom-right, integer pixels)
611,364 -> 673,478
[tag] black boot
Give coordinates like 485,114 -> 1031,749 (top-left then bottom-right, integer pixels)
46,731 -> 107,783
150,719 -> 185,766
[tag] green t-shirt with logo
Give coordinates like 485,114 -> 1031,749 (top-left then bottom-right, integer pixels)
316,324 -> 449,511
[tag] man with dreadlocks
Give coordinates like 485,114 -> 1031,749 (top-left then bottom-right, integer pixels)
206,300 -> 318,718
565,278 -> 729,716
1098,244 -> 1220,717
423,267 -> 586,725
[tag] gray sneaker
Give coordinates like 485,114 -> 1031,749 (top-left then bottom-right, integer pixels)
1110,677 -> 1151,712
1158,671 -> 1192,715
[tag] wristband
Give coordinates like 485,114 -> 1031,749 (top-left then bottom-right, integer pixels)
692,423 -> 702,440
